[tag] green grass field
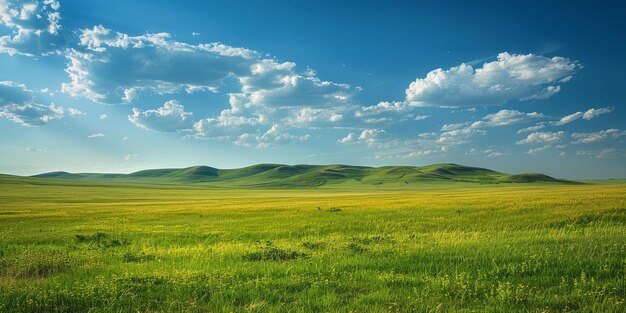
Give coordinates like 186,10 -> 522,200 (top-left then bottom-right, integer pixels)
0,174 -> 624,312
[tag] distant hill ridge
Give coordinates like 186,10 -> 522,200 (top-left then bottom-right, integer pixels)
31,163 -> 576,187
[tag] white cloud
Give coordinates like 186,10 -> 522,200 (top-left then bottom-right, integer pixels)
470,109 -> 545,128
571,129 -> 626,144
234,124 -> 310,148
338,132 -> 356,144
430,109 -> 543,149
576,148 -> 618,159
99,113 -> 108,119
124,153 -> 138,160
25,146 -> 55,152
437,127 -> 485,145
358,101 -> 408,115
67,107 -> 84,115
282,107 -> 346,127
353,101 -> 416,124
517,123 -> 546,134
466,148 -> 510,157
554,111 -> 583,126
403,148 -> 445,158
0,80 -> 79,126
232,59 -> 353,110
358,128 -> 385,144
406,52 -> 579,107
554,107 -> 612,126
0,80 -> 32,105
582,107 -> 612,120
61,26 -> 356,114
441,122 -> 470,131
128,100 -> 194,132
0,0 -> 67,56
57,26 -> 360,147
87,133 -> 105,138
62,26 -> 258,104
526,145 -> 553,155
0,103 -> 65,127
517,131 -> 565,145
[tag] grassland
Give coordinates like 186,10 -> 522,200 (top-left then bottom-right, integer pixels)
0,174 -> 624,312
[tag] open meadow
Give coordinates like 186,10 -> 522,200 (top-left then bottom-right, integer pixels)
0,175 -> 625,312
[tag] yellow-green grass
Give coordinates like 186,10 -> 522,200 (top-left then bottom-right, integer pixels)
0,175 -> 624,312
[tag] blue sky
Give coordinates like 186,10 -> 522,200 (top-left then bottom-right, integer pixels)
0,0 -> 624,179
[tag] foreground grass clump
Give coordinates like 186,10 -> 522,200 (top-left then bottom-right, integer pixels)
0,250 -> 72,279
74,232 -> 130,248
242,241 -> 308,261
0,175 -> 624,312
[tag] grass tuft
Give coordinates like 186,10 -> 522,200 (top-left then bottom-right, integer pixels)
121,252 -> 156,263
243,242 -> 308,261
0,250 -> 72,279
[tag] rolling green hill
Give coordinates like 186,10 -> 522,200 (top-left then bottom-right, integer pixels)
28,163 -> 576,187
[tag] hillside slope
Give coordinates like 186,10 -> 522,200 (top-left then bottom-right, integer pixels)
29,163 -> 576,187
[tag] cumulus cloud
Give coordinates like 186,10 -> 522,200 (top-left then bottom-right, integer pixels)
0,102 -> 65,126
282,107 -> 346,127
234,60 -> 353,109
61,25 -> 357,113
554,107 -> 613,126
0,0 -> 68,56
233,124 -> 310,148
358,129 -> 385,145
406,52 -> 580,107
57,25 -> 358,148
128,100 -> 194,132
517,131 -> 565,145
0,80 -> 79,126
193,108 -> 263,139
62,25 -> 258,104
337,129 -> 389,147
571,129 -> 626,144
338,132 -> 356,144
437,127 -> 485,145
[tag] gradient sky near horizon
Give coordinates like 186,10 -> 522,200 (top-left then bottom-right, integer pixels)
0,0 -> 625,179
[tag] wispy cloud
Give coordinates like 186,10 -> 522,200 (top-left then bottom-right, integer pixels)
554,107 -> 612,126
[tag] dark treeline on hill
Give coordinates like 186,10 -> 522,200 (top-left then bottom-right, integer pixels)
29,163 -> 577,188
